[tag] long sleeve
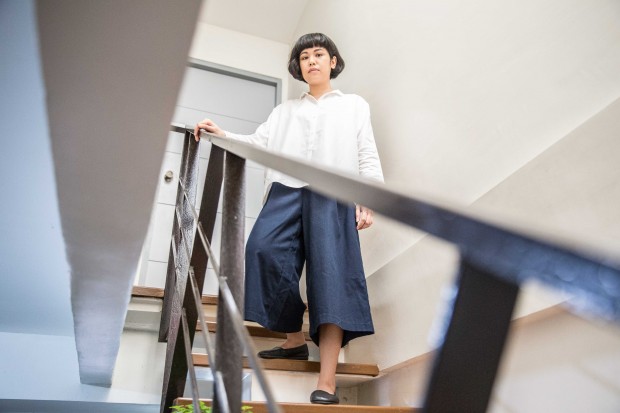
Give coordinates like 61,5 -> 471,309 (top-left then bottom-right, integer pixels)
357,102 -> 384,183
224,121 -> 268,148
223,105 -> 282,148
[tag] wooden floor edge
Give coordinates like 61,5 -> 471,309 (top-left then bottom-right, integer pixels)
174,398 -> 418,412
131,286 -> 217,304
192,353 -> 379,377
132,286 -> 311,309
196,321 -> 313,341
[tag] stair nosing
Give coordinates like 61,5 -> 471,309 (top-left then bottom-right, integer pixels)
192,353 -> 379,377
174,398 -> 417,412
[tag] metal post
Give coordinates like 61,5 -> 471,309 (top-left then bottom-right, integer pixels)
423,258 -> 520,413
160,143 -> 225,412
159,133 -> 199,413
213,152 -> 246,413
181,309 -> 202,413
159,132 -> 192,342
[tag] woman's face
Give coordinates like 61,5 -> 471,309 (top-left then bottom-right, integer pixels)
299,46 -> 337,86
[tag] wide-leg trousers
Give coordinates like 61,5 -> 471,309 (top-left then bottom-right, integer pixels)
244,182 -> 374,347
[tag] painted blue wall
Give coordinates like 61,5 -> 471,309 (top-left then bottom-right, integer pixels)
0,0 -> 74,336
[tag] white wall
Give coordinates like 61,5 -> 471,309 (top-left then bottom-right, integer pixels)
0,298 -> 166,409
0,331 -> 163,408
291,0 -> 620,371
291,0 -> 620,275
356,310 -> 620,413
189,23 -> 291,101
0,0 -> 73,337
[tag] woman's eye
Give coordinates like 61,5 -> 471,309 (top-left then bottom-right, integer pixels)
316,53 -> 323,58
300,56 -> 307,60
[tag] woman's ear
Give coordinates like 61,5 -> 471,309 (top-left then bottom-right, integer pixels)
331,55 -> 337,69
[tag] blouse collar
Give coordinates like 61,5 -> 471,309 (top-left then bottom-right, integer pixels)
300,89 -> 344,101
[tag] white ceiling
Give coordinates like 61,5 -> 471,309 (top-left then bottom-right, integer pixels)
199,0 -> 309,43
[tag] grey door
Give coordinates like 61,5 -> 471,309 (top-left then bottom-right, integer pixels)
137,61 -> 280,293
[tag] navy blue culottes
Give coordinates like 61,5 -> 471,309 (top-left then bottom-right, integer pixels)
244,182 -> 374,347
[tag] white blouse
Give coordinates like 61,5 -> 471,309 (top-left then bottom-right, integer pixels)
224,89 -> 384,195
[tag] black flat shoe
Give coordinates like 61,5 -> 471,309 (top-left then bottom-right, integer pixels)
257,344 -> 309,360
310,390 -> 340,405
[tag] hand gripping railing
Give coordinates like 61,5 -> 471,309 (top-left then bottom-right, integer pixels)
160,123 -> 620,413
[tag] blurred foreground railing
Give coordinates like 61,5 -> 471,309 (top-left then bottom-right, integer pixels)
159,123 -> 620,413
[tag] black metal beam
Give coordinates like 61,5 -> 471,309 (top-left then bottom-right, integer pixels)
159,132 -> 191,342
423,259 -> 520,412
172,126 -> 620,324
159,134 -> 199,413
213,152 -> 246,413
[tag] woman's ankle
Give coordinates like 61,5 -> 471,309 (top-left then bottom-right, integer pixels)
282,332 -> 305,348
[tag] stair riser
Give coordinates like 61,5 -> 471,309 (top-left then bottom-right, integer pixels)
192,333 -> 342,362
202,304 -> 310,324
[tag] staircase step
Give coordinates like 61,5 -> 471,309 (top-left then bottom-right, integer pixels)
192,354 -> 379,377
131,287 -> 314,342
175,398 -> 417,412
131,286 -> 216,304
131,286 -> 308,311
196,320 -> 313,342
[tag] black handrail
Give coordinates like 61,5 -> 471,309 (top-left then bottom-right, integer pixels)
190,126 -> 620,321
161,123 -> 620,413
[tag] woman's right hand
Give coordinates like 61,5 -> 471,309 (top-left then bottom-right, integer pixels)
194,118 -> 226,141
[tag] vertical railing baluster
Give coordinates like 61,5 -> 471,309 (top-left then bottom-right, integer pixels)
160,132 -> 192,342
213,152 -> 246,413
422,258 -> 520,412
160,132 -> 200,413
181,309 -> 202,413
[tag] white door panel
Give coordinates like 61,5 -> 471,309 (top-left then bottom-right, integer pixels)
137,63 -> 277,287
144,261 -> 168,288
165,131 -> 184,154
177,67 -> 274,124
147,203 -> 175,262
156,152 -> 182,205
173,106 -> 261,135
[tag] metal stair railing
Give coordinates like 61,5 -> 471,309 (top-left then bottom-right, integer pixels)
158,127 -> 281,413
159,123 -> 620,413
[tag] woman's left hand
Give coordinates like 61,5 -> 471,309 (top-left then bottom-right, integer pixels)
356,205 -> 374,230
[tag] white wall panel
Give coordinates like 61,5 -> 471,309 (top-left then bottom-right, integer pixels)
172,106 -> 260,134
139,63 -> 276,291
147,203 -> 175,263
144,261 -> 168,289
155,151 -> 182,205
177,66 -> 275,123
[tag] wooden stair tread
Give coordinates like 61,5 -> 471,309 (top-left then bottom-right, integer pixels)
132,287 -> 312,341
131,286 -> 308,310
192,353 -> 379,377
132,286 -> 217,305
196,320 -> 312,342
175,398 -> 417,412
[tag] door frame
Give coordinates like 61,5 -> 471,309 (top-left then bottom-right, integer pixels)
187,58 -> 283,106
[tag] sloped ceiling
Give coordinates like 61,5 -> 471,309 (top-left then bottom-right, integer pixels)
198,0 -> 309,43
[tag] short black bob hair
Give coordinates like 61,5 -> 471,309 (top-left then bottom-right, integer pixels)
288,33 -> 345,82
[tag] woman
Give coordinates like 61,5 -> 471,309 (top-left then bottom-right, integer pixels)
195,33 -> 383,405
